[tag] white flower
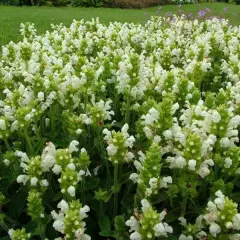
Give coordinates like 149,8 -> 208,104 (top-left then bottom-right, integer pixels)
178,217 -> 187,226
233,214 -> 240,230
159,209 -> 167,221
17,175 -> 29,185
121,124 -> 129,138
224,157 -> 232,168
106,144 -> 118,156
225,221 -> 233,229
30,177 -> 38,186
229,234 -> 240,240
53,220 -> 65,234
69,140 -> 79,153
57,199 -> 69,214
141,108 -> 159,126
67,186 -> 76,197
0,119 -> 6,130
41,142 -> 56,172
130,231 -> 141,240
188,159 -> 196,171
160,176 -> 172,188
129,173 -> 139,183
134,160 -> 142,171
212,110 -> 221,123
125,136 -> 135,148
40,179 -> 49,187
175,156 -> 186,168
149,177 -> 158,189
163,130 -> 172,140
153,135 -> 161,143
141,199 -> 150,213
67,163 -> 76,170
76,129 -> 83,135
197,166 -> 210,178
37,92 -> 44,101
93,165 -> 101,176
179,234 -> 193,240
3,159 -> 10,166
171,102 -> 179,114
8,229 -> 14,238
52,164 -> 62,174
143,126 -> 153,138
103,128 -> 112,141
126,216 -> 140,232
209,223 -> 221,237
79,205 -> 90,220
78,170 -> 86,180
154,223 -> 165,236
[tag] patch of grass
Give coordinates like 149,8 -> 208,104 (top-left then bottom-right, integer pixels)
0,3 -> 239,47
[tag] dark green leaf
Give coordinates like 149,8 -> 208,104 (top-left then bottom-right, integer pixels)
99,230 -> 115,237
7,187 -> 27,220
98,215 -> 111,232
165,208 -> 181,222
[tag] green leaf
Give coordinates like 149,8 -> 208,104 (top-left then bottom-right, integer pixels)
151,191 -> 168,204
117,172 -> 131,185
165,207 -> 181,223
167,236 -> 178,240
83,178 -> 100,191
114,215 -> 126,231
231,192 -> 240,202
99,230 -> 115,237
0,236 -> 11,240
98,215 -> 111,232
52,192 -> 63,201
7,187 -> 27,220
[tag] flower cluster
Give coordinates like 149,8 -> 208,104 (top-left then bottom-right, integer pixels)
126,199 -> 173,239
51,199 -> 91,239
179,191 -> 240,239
103,124 -> 135,165
130,142 -> 172,198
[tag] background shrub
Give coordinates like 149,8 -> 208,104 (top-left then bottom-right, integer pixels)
108,0 -> 171,8
0,0 -> 19,5
71,0 -> 109,7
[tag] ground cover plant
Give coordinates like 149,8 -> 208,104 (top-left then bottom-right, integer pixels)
0,14 -> 240,240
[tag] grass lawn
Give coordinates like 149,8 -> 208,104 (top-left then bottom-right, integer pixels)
0,3 -> 239,48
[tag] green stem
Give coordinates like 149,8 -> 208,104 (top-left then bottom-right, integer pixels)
113,164 -> 119,218
38,221 -> 45,240
81,180 -> 85,204
125,95 -> 131,125
50,105 -> 55,133
24,128 -> 34,155
0,222 -> 9,232
3,138 -> 11,151
121,182 -> 133,203
84,93 -> 88,112
114,92 -> 119,121
181,194 -> 188,217
233,175 -> 239,185
97,128 -> 110,187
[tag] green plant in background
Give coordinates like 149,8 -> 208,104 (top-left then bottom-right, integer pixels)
71,0 -> 110,7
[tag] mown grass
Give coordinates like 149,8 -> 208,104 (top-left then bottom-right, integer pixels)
0,3 -> 239,47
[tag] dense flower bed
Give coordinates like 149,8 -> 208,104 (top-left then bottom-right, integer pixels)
0,17 -> 240,240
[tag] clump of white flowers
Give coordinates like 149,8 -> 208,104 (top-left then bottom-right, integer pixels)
126,199 -> 173,239
103,124 -> 135,165
51,199 -> 91,239
1,15 -> 240,240
179,191 -> 240,239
